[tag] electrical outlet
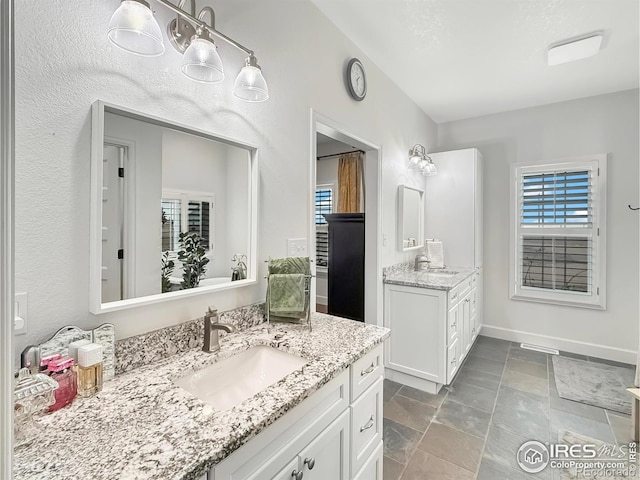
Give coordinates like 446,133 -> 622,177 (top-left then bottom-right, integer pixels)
287,238 -> 308,257
14,292 -> 27,335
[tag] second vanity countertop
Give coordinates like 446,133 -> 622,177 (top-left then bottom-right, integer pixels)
383,263 -> 476,290
14,314 -> 389,480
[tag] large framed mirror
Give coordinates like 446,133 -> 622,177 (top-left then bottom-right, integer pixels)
90,101 -> 258,313
397,185 -> 424,252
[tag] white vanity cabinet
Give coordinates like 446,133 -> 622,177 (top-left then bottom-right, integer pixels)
384,271 -> 482,393
209,344 -> 384,480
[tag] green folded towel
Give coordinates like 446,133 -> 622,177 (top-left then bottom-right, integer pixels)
268,274 -> 307,316
268,257 -> 311,275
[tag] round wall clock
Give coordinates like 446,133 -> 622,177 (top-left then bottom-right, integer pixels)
346,58 -> 367,101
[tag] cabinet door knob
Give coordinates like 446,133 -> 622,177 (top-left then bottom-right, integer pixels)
304,457 -> 316,470
292,470 -> 303,480
361,362 -> 375,376
360,415 -> 375,432
451,320 -> 457,327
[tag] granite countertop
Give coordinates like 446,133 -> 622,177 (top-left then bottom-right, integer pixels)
14,314 -> 389,480
383,262 -> 476,290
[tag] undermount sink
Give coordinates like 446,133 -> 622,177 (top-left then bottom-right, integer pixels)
175,345 -> 307,411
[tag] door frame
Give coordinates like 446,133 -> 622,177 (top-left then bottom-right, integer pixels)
309,110 -> 383,327
1,0 -> 14,476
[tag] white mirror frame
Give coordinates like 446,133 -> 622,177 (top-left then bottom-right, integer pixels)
397,184 -> 424,252
90,101 -> 258,314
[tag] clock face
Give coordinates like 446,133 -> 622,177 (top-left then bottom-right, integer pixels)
347,58 -> 366,101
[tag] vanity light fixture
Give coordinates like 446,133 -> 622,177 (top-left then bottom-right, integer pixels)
107,0 -> 269,100
408,144 -> 437,177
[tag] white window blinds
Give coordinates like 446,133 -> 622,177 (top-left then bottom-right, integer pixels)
315,187 -> 332,267
512,156 -> 606,309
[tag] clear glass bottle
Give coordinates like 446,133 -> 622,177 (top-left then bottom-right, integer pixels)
77,343 -> 104,398
77,363 -> 103,398
47,356 -> 77,412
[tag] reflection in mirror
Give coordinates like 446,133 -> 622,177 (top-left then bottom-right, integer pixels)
91,102 -> 257,313
398,185 -> 424,251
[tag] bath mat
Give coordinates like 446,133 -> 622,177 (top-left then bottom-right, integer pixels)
552,356 -> 635,415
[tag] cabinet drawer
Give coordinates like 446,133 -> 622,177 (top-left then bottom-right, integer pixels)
447,304 -> 459,345
470,287 -> 478,318
350,377 -> 383,476
353,442 -> 382,480
447,339 -> 460,383
447,286 -> 460,306
458,275 -> 473,297
351,344 -> 383,401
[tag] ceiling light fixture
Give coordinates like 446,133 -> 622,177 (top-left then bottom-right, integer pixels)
108,0 -> 269,101
547,33 -> 603,66
408,144 -> 437,177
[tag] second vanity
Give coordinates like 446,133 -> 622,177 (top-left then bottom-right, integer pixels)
13,309 -> 389,480
383,264 -> 483,394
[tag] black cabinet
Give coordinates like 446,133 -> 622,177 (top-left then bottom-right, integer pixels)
324,213 -> 365,322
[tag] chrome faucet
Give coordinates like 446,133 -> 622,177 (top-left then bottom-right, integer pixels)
414,253 -> 431,271
203,306 -> 235,353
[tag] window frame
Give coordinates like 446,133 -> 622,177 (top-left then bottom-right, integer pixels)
161,190 -> 215,259
509,154 -> 607,310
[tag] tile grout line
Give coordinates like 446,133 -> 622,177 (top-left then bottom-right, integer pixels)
396,386 -> 452,479
472,341 -> 512,479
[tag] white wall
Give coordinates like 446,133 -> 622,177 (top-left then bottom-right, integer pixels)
438,89 -> 639,361
13,0 -> 436,360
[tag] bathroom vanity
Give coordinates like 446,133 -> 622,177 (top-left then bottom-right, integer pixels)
13,310 -> 388,480
383,264 -> 482,394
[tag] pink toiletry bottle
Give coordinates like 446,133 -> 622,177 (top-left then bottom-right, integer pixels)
47,356 -> 77,412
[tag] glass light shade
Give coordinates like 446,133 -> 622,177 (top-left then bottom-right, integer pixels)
233,64 -> 269,102
408,154 -> 422,169
422,161 -> 437,176
181,37 -> 224,83
107,0 -> 165,57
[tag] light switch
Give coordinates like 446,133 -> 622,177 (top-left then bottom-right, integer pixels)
287,238 -> 308,257
14,292 -> 27,335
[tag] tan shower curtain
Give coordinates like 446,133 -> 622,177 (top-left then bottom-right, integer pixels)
337,152 -> 363,213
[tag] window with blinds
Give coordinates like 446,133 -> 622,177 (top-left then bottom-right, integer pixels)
511,156 -> 606,309
315,187 -> 333,266
315,188 -> 332,225
161,193 -> 215,255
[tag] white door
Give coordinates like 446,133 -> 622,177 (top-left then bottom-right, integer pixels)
101,144 -> 125,303
271,458 -> 301,480
298,410 -> 350,480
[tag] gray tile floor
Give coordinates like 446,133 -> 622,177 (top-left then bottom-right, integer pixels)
383,335 -> 636,479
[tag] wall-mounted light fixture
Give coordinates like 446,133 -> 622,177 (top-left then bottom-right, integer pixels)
107,0 -> 269,101
408,144 -> 437,176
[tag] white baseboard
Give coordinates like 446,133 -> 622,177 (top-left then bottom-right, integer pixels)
384,368 -> 443,395
316,295 -> 327,305
481,325 -> 637,365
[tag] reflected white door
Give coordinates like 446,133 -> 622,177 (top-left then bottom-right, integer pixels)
101,144 -> 125,303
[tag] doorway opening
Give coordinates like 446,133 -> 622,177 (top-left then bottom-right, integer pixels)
310,112 -> 382,327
